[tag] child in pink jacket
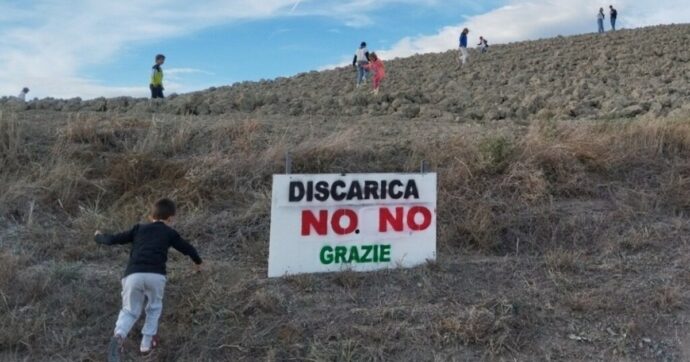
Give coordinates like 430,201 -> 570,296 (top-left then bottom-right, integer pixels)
363,52 -> 385,94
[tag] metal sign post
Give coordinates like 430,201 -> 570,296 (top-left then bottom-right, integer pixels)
285,151 -> 292,174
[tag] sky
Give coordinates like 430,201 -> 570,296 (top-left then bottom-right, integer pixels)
0,0 -> 687,99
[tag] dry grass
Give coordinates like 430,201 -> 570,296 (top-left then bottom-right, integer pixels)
0,112 -> 24,170
434,298 -> 527,357
544,249 -> 584,273
3,26 -> 690,359
564,291 -> 616,313
0,251 -> 22,291
332,269 -> 361,290
1,105 -> 690,360
653,285 -> 683,312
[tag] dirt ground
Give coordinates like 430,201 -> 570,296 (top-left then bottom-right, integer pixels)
3,24 -> 690,122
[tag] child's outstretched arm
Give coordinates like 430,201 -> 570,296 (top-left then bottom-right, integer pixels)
170,233 -> 203,269
94,225 -> 138,245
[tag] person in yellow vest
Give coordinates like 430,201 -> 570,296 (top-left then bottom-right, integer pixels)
150,54 -> 165,99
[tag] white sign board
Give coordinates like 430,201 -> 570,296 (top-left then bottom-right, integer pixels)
268,173 -> 437,277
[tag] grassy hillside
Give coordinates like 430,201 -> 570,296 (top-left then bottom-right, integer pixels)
2,24 -> 690,361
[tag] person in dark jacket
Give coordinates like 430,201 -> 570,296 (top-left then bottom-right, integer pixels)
609,5 -> 618,31
95,198 -> 202,361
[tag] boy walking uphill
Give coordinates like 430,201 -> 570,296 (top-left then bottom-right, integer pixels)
95,198 -> 202,361
150,54 -> 166,99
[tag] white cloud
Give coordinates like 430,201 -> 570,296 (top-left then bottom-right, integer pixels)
297,0 -> 440,28
1,0 -> 438,99
3,0 -> 685,99
0,0 -> 308,99
373,0 -> 690,61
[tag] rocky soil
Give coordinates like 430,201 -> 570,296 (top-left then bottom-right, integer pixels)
3,24 -> 690,122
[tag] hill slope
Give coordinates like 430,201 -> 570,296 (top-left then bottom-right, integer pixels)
2,24 -> 690,361
3,24 -> 690,121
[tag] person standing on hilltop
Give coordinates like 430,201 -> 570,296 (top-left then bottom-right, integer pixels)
477,36 -> 489,53
17,87 -> 29,102
610,5 -> 618,31
458,28 -> 470,66
150,54 -> 166,99
95,198 -> 203,361
597,8 -> 605,34
362,52 -> 385,94
353,42 -> 370,87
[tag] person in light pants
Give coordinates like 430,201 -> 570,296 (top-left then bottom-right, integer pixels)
115,273 -> 166,346
597,8 -> 605,33
353,41 -> 370,87
95,198 -> 203,361
458,28 -> 470,66
17,87 -> 29,102
478,36 -> 488,53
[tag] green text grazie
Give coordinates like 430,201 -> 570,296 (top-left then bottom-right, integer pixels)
320,244 -> 391,265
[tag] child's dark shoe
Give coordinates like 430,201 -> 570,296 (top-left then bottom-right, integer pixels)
107,335 -> 124,362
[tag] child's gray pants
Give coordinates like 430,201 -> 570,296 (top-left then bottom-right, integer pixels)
114,273 -> 166,338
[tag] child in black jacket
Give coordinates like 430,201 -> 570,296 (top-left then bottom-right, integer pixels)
95,198 -> 202,360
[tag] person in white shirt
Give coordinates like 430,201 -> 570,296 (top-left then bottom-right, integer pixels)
352,42 -> 370,87
17,87 -> 29,102
597,8 -> 605,33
